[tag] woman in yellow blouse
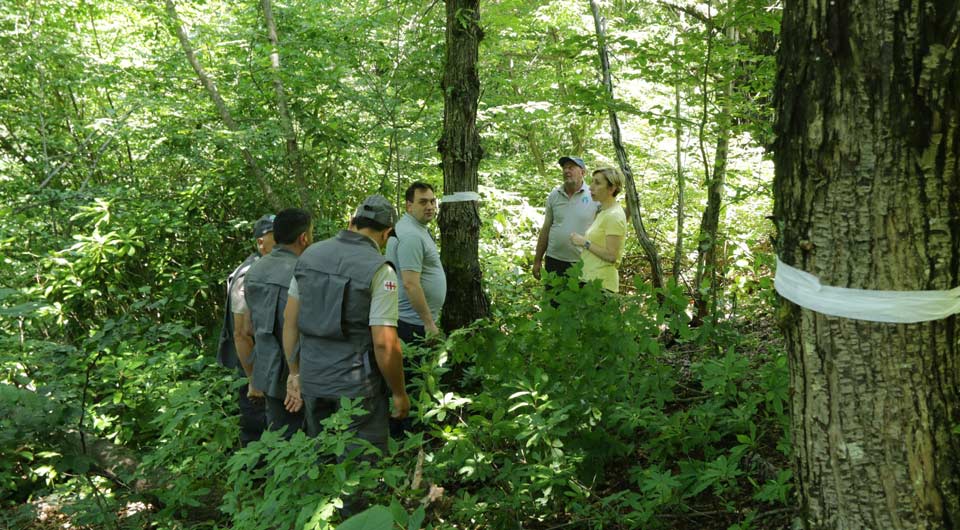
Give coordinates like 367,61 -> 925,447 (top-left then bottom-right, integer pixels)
570,167 -> 627,292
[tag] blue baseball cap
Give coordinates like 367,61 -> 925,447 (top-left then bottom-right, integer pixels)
558,156 -> 586,170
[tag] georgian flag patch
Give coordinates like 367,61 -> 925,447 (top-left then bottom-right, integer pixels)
383,279 -> 398,292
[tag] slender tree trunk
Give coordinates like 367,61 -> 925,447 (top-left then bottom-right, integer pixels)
693,81 -> 731,324
437,0 -> 488,331
261,0 -> 309,208
673,57 -> 685,280
589,0 -> 664,289
548,27 -> 586,154
163,0 -> 281,210
774,1 -> 960,528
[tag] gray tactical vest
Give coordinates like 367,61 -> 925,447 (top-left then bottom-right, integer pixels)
295,230 -> 386,399
245,246 -> 298,399
217,253 -> 258,371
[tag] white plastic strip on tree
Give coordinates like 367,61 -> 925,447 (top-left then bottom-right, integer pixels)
441,192 -> 480,203
774,257 -> 960,323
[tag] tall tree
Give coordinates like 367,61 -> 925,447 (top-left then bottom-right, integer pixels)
437,0 -> 488,330
774,1 -> 960,528
163,0 -> 281,210
261,0 -> 310,208
590,0 -> 665,289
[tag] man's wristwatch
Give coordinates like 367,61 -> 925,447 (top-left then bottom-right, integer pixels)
584,240 -> 591,250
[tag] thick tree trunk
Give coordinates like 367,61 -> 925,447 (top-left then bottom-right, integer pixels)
261,0 -> 310,208
773,1 -> 960,529
437,0 -> 488,331
164,0 -> 281,210
590,0 -> 664,289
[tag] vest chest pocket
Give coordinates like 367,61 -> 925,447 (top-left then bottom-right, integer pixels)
298,272 -> 350,340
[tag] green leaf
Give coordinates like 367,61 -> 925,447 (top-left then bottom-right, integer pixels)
336,505 -> 394,530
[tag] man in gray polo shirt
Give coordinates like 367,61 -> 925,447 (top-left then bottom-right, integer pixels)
533,156 -> 597,281
386,181 -> 446,343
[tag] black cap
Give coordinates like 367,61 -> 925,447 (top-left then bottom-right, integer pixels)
354,195 -> 397,227
253,214 -> 275,239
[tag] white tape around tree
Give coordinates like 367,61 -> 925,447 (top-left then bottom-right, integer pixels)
441,192 -> 480,203
774,257 -> 960,323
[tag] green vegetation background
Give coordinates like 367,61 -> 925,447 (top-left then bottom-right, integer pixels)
0,0 -> 789,528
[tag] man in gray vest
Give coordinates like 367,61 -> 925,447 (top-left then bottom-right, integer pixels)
216,214 -> 274,446
386,182 -> 445,344
243,208 -> 312,439
282,195 -> 409,454
533,156 -> 597,281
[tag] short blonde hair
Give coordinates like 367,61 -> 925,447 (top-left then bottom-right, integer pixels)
593,167 -> 624,196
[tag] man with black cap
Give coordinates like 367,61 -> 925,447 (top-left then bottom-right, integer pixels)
216,214 -> 274,446
533,156 -> 598,282
281,195 -> 409,454
243,208 -> 312,439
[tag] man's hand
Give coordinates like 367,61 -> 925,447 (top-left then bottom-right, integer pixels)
284,374 -> 303,413
247,382 -> 264,400
425,322 -> 440,335
391,392 -> 410,420
533,259 -> 542,280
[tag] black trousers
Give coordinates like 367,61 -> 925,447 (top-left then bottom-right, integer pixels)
265,395 -> 304,440
544,256 -> 576,278
302,392 -> 389,454
237,371 -> 267,447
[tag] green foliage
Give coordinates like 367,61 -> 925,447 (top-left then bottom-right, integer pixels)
0,0 -> 789,528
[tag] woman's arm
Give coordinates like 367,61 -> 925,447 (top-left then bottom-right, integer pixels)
570,233 -> 624,263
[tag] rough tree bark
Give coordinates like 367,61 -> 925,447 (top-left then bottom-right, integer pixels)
164,0 -> 281,210
774,1 -> 960,528
437,0 -> 488,331
261,0 -> 310,208
590,0 -> 664,289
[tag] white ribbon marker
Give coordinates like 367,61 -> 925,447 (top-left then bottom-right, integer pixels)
441,192 -> 481,203
774,257 -> 960,323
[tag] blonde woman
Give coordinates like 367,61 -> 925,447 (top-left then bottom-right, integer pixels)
570,167 -> 627,292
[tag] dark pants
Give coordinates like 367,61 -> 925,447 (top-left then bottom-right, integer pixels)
237,375 -> 267,447
544,257 -> 576,307
391,320 -> 423,439
265,395 -> 304,440
544,256 -> 576,278
397,320 -> 426,345
302,393 -> 389,454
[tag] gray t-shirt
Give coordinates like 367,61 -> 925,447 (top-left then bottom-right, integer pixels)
385,213 -> 446,326
545,183 -> 597,263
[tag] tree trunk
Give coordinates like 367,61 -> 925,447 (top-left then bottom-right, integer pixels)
163,0 -> 281,210
673,61 -> 685,280
693,78 -> 731,324
261,0 -> 310,208
773,1 -> 960,528
589,0 -> 664,289
437,0 -> 488,331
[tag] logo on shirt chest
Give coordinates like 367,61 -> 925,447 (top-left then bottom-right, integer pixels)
384,280 -> 397,292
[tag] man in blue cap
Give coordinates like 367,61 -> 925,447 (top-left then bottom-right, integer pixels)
217,214 -> 274,446
533,156 -> 598,282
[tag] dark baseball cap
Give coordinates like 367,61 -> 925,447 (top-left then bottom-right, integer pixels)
253,214 -> 275,239
558,156 -> 586,170
354,194 -> 397,227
